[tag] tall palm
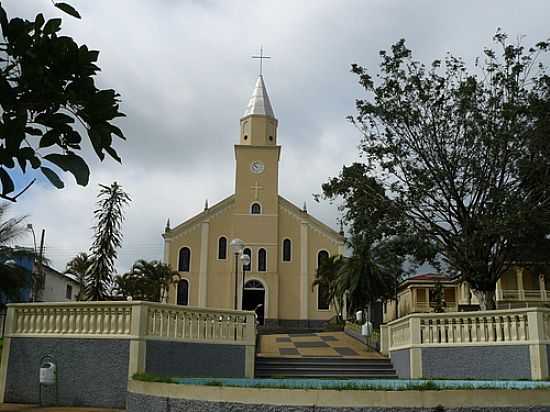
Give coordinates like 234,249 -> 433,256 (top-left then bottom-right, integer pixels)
65,252 -> 91,300
85,182 -> 131,301
114,259 -> 178,302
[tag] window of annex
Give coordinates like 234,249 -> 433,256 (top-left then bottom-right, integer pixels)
317,250 -> 330,310
178,247 -> 191,272
218,236 -> 227,259
177,279 -> 189,305
282,238 -> 292,262
258,248 -> 267,272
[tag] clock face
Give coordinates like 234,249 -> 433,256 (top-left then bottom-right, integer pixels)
250,161 -> 265,174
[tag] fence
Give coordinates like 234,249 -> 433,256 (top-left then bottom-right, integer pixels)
6,301 -> 255,345
381,307 -> 550,379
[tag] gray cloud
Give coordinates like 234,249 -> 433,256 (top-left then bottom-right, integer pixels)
5,0 -> 550,273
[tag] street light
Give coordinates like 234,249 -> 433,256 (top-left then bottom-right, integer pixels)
27,224 -> 45,302
240,253 -> 251,310
230,239 -> 245,310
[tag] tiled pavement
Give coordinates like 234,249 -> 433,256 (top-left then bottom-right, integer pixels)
257,331 -> 384,359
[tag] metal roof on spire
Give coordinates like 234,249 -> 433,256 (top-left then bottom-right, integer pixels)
243,75 -> 275,119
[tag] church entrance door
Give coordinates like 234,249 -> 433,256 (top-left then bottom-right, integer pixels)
243,280 -> 265,325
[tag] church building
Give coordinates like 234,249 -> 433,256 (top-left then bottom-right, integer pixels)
163,75 -> 344,328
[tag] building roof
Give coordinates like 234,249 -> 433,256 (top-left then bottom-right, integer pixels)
242,75 -> 275,119
398,272 -> 461,289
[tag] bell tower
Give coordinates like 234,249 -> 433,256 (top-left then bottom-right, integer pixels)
233,75 -> 280,243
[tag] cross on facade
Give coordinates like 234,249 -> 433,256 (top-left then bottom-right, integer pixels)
251,181 -> 264,200
252,46 -> 271,76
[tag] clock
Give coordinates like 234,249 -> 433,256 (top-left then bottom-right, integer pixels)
250,161 -> 265,174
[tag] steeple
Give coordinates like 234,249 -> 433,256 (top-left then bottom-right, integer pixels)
240,75 -> 278,146
243,75 -> 275,119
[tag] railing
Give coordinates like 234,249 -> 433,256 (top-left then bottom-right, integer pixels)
144,303 -> 254,344
382,307 -> 550,354
5,301 -> 256,345
497,289 -> 549,301
413,302 -> 458,313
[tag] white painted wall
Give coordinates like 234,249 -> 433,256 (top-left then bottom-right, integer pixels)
41,270 -> 80,302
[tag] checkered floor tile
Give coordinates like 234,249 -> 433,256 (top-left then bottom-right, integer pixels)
257,331 -> 383,359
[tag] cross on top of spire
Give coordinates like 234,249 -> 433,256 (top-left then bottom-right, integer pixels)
252,46 -> 271,76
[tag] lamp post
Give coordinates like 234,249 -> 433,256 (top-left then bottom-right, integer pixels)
27,224 -> 45,302
240,253 -> 251,310
230,239 -> 245,310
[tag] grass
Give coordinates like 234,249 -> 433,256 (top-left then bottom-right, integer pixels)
133,373 -> 176,384
131,374 -> 550,391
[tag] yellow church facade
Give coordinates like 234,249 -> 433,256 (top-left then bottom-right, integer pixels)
163,75 -> 344,327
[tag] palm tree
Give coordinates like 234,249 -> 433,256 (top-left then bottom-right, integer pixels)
114,259 -> 178,302
0,203 -> 32,302
85,182 -> 131,300
64,252 -> 91,300
313,255 -> 346,321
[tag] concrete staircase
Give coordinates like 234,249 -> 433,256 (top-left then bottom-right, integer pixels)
255,356 -> 398,378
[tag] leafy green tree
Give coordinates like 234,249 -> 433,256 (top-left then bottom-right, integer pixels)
430,281 -> 446,313
0,2 -> 125,202
114,259 -> 179,302
337,32 -> 550,309
85,182 -> 130,301
319,163 -> 431,313
64,252 -> 91,300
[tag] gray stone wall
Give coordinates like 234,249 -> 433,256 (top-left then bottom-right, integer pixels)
5,337 -> 129,408
390,348 -> 410,379
145,340 -> 246,378
547,345 -> 550,375
126,392 -> 550,412
422,345 -> 531,379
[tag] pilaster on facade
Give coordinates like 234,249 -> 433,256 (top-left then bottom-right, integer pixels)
300,221 -> 309,320
198,221 -> 210,307
163,238 -> 172,304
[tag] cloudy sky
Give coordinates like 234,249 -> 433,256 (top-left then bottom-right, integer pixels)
5,0 -> 550,273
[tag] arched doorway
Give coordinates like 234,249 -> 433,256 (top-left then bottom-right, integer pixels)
243,279 -> 265,325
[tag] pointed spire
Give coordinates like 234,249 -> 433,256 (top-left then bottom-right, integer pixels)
204,199 -> 209,211
302,201 -> 308,213
339,220 -> 344,236
243,75 -> 275,119
165,218 -> 171,233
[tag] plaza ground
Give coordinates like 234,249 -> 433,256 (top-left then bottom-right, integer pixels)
0,405 -> 121,412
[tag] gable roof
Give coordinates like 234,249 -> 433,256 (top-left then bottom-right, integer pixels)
279,196 -> 344,243
163,195 -> 235,239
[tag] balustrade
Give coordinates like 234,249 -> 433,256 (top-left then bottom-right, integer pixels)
6,301 -> 255,345
386,307 -> 550,351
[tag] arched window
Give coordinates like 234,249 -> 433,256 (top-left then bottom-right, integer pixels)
218,237 -> 227,259
317,250 -> 329,268
178,247 -> 191,272
282,239 -> 292,262
245,279 -> 264,289
243,248 -> 251,271
258,248 -> 267,272
251,203 -> 261,214
177,279 -> 189,305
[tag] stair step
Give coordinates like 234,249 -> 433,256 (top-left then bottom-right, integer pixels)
255,372 -> 399,378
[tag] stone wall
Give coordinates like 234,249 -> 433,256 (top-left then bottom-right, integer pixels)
5,337 -> 129,408
390,348 -> 410,379
421,345 -> 531,380
145,340 -> 247,378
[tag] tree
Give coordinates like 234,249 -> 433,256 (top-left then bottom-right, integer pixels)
0,202 -> 31,301
114,259 -> 178,302
319,163 -> 431,313
313,255 -> 345,321
85,182 -> 130,300
0,2 -> 125,202
340,32 -> 550,309
64,252 -> 91,300
430,281 -> 446,313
